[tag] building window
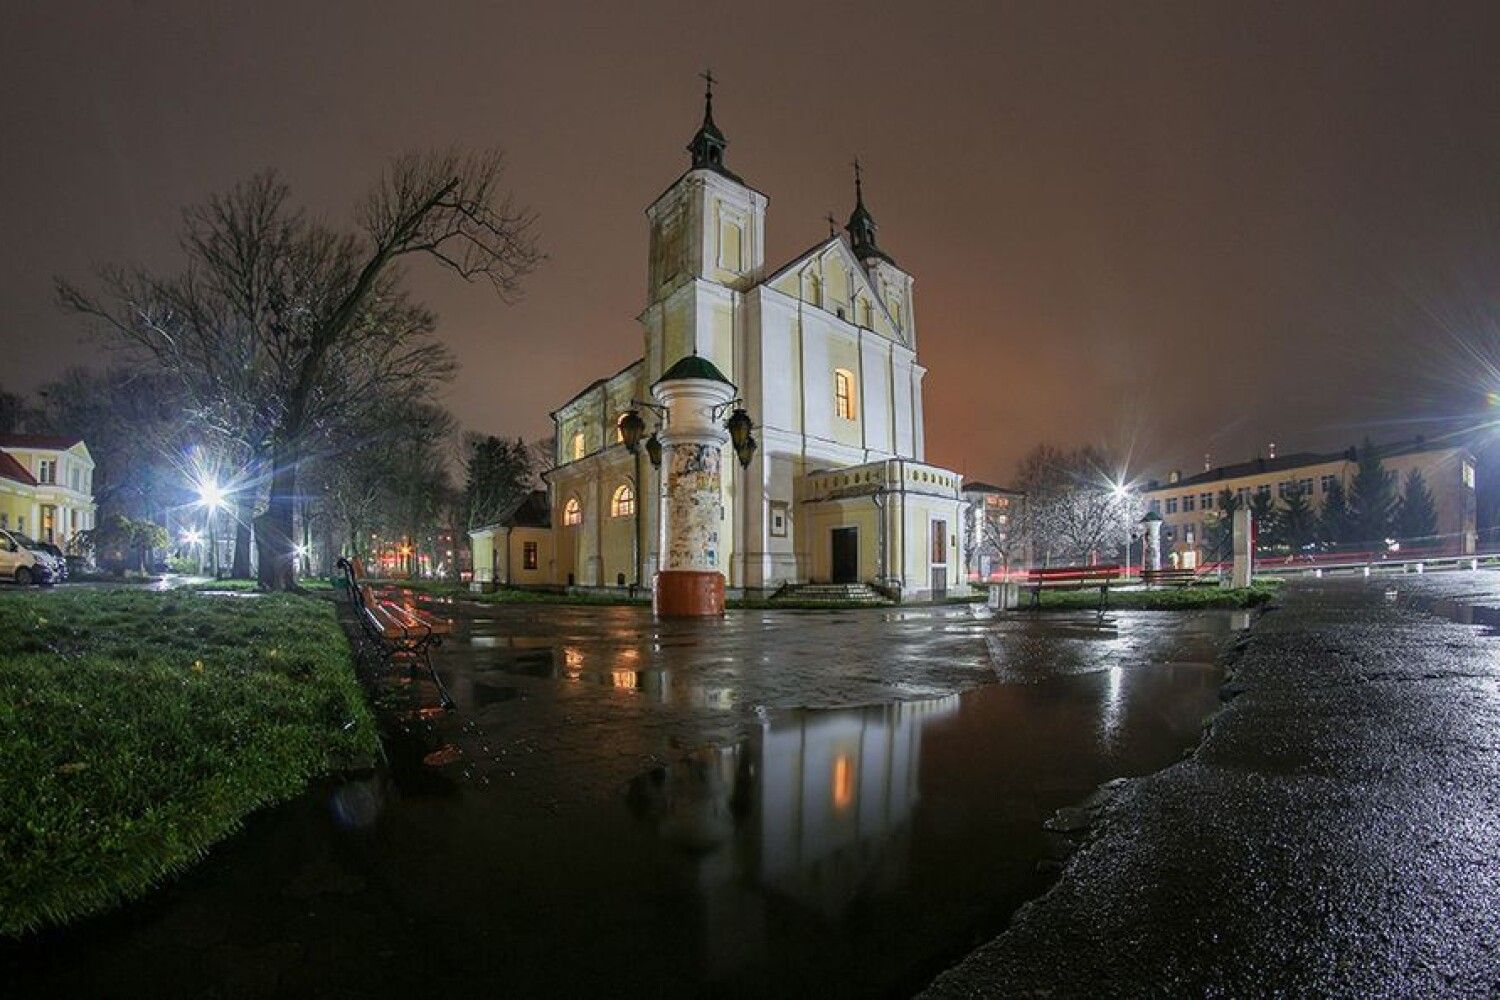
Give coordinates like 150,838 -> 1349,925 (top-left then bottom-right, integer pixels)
1256,484 -> 1271,498
1299,478 -> 1312,495
1166,498 -> 1178,514
563,497 -> 582,526
1236,487 -> 1251,504
69,467 -> 79,491
1149,499 -> 1161,514
834,369 -> 857,420
1182,495 -> 1195,512
570,432 -> 585,461
1200,492 -> 1213,510
37,459 -> 55,484
1464,461 -> 1476,489
523,541 -> 538,570
1320,474 -> 1336,494
611,483 -> 635,518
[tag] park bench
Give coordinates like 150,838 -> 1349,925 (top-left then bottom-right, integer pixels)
1026,564 -> 1122,614
337,557 -> 455,710
1141,567 -> 1199,588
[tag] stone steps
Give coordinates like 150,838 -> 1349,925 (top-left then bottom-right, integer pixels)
770,582 -> 891,605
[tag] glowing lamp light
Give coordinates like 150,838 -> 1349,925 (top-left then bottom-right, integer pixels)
196,479 -> 226,511
293,544 -> 309,558
181,528 -> 203,547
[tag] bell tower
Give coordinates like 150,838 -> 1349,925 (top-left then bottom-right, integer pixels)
642,73 -> 768,383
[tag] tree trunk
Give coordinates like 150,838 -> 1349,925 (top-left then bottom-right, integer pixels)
231,500 -> 254,578
256,446 -> 298,591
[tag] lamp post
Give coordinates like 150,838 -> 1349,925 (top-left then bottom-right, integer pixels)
195,478 -> 227,579
618,408 -> 648,590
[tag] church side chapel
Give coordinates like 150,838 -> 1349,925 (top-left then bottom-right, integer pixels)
482,77 -> 965,602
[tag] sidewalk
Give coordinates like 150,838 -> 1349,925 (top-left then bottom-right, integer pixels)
922,574 -> 1500,998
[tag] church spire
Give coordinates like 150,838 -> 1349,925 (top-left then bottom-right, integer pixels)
845,158 -> 895,265
686,69 -> 735,177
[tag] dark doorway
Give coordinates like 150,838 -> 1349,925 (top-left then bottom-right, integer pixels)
831,527 -> 859,584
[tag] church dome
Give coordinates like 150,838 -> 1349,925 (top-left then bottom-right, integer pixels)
656,354 -> 733,386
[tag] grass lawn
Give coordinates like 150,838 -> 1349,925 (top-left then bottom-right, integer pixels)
1033,580 -> 1282,610
0,588 -> 377,936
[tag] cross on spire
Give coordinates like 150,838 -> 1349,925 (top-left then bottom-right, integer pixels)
686,68 -> 734,175
852,157 -> 863,198
845,156 -> 894,265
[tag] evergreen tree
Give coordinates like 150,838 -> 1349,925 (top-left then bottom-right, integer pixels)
1248,489 -> 1280,550
1202,489 -> 1239,561
1317,478 -> 1353,549
1394,468 -> 1438,545
1348,439 -> 1397,547
1280,483 -> 1316,551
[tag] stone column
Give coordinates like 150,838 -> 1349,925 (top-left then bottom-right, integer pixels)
1143,512 -> 1163,573
652,360 -> 737,617
1231,506 -> 1254,588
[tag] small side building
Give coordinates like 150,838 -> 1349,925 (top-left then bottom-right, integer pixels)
962,481 -> 1027,581
467,490 -> 553,592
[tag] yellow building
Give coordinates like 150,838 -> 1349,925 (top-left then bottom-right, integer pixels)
468,490 -> 554,590
0,434 -> 96,548
539,84 -> 965,600
1144,438 -> 1476,566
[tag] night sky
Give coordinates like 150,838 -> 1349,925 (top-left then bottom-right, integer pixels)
4,1 -> 1499,485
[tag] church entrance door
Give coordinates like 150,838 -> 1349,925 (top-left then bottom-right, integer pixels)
831,527 -> 859,584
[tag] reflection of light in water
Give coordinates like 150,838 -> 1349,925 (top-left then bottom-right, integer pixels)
1228,611 -> 1252,631
832,754 -> 855,811
563,646 -> 584,680
1099,665 -> 1125,748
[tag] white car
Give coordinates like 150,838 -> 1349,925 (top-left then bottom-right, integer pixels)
0,530 -> 57,586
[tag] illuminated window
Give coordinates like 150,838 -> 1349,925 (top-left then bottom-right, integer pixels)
611,483 -> 635,518
1464,462 -> 1476,489
563,497 -> 582,526
834,369 -> 857,420
570,432 -> 585,461
523,541 -> 538,570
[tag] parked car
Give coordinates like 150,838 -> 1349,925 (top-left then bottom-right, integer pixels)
0,530 -> 58,585
36,541 -> 68,581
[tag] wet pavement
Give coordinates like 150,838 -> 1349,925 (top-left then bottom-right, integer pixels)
4,598 -> 1249,999
923,572 -> 1500,999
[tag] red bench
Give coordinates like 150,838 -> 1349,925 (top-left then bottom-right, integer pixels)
1026,564 -> 1123,614
339,558 -> 455,709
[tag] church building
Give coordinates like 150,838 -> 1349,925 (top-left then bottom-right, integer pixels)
483,83 -> 965,601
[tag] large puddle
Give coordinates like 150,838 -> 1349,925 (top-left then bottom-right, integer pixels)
5,608 -> 1237,999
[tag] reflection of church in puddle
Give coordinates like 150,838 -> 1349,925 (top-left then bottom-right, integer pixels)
628,694 -> 958,969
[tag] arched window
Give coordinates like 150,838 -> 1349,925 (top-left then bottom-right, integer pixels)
563,496 -> 582,526
611,483 -> 635,518
570,431 -> 585,461
834,369 -> 857,421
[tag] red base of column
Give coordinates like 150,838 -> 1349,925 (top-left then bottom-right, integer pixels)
654,570 -> 725,618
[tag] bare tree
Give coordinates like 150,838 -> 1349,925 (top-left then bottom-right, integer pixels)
1014,444 -> 1136,565
58,151 -> 539,590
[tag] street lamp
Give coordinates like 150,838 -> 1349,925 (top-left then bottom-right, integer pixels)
194,477 -> 227,579
1111,482 -> 1132,581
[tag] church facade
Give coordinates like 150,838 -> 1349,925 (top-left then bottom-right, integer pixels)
498,86 -> 965,601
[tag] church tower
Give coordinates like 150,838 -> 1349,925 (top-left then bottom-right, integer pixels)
641,74 -> 768,383
845,161 -> 917,350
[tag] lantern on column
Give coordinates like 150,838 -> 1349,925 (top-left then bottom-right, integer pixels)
725,407 -> 756,468
619,409 -> 646,454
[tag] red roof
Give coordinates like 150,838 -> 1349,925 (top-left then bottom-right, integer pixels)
0,434 -> 82,451
0,451 -> 38,486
